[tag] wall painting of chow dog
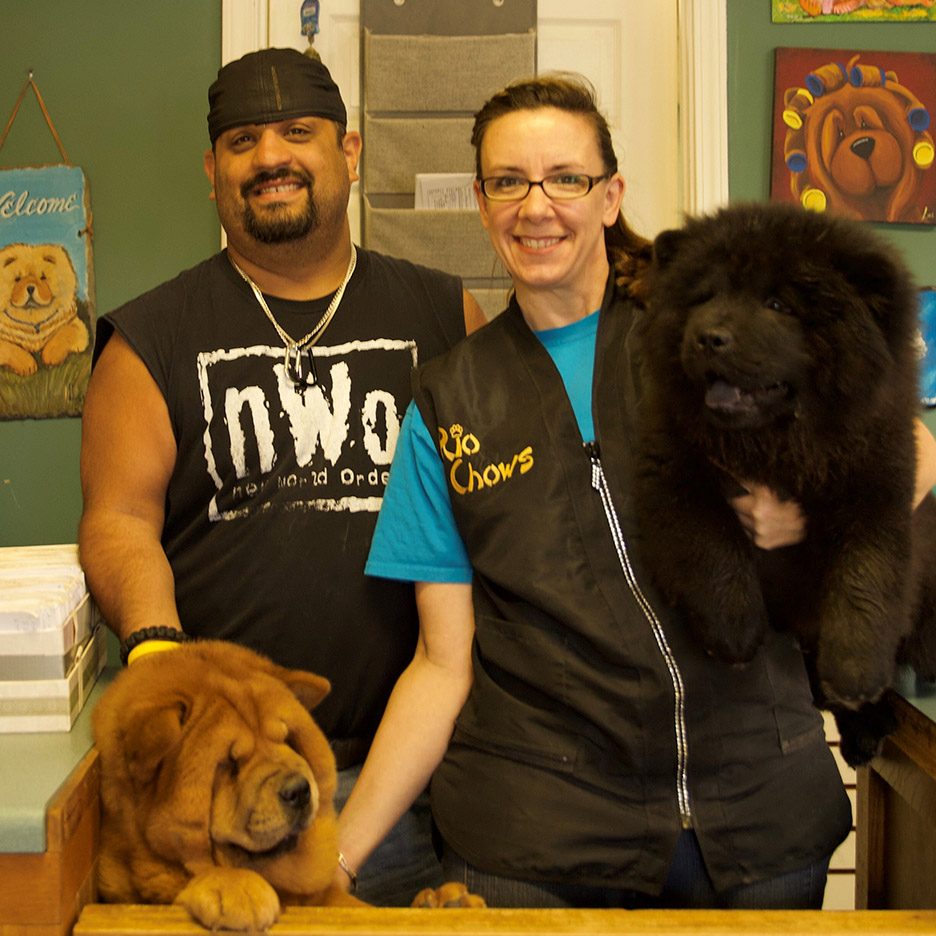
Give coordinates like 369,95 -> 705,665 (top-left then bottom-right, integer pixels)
773,1 -> 936,23
771,47 -> 936,225
0,166 -> 94,419
1,74 -> 94,419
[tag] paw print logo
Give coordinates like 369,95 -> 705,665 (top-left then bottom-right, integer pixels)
438,423 -> 479,462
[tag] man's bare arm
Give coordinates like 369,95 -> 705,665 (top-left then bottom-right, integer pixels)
78,332 -> 180,641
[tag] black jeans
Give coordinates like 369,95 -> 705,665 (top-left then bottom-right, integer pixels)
442,829 -> 831,909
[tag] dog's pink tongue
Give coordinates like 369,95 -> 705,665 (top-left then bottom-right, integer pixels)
705,380 -> 745,411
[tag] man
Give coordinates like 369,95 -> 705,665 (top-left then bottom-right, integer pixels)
78,47 -> 485,905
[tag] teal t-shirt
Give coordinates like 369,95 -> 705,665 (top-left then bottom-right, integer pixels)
366,309 -> 599,583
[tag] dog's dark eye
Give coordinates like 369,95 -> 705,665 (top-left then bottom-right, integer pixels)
689,290 -> 714,308
764,297 -> 793,315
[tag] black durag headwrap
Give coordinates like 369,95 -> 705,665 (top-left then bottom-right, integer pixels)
207,47 -> 347,143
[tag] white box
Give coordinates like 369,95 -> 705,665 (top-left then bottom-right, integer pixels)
0,625 -> 107,733
0,593 -> 100,679
0,544 -> 87,634
0,544 -> 103,681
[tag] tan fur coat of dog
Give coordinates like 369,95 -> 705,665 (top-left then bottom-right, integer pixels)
94,640 -> 480,930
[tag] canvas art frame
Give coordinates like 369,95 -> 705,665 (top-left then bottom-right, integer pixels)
770,47 -> 936,224
0,165 -> 94,419
919,287 -> 936,407
772,1 -> 936,23
0,75 -> 95,420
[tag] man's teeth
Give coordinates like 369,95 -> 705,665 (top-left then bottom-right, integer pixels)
258,182 -> 301,194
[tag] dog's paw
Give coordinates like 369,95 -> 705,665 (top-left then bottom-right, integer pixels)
835,700 -> 898,768
818,648 -> 891,709
411,881 -> 486,908
0,344 -> 38,376
704,632 -> 762,665
691,611 -> 766,665
41,342 -> 70,367
175,868 -> 280,931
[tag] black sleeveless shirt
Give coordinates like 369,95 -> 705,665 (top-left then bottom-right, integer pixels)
98,248 -> 465,746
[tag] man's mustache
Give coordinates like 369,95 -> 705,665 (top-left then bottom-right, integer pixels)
241,168 -> 312,198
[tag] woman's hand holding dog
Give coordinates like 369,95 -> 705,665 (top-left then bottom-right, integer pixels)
730,484 -> 806,550
730,418 -> 936,551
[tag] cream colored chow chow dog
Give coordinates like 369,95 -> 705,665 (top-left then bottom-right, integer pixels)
0,242 -> 88,375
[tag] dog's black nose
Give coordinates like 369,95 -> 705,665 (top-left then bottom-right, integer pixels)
851,136 -> 875,161
696,327 -> 733,353
279,774 -> 311,811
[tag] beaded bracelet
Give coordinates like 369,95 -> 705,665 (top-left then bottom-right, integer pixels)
119,626 -> 190,665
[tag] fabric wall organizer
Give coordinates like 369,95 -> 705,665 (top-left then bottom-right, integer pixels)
361,0 -> 536,321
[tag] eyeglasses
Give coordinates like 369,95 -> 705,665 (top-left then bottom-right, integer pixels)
480,173 -> 610,202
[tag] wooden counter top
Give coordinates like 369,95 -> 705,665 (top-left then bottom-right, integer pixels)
0,668 -> 115,853
74,905 -> 936,935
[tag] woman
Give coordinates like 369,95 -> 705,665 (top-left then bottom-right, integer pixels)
335,74 -> 926,908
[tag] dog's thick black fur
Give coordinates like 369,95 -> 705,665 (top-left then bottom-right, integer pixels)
634,202 -> 936,766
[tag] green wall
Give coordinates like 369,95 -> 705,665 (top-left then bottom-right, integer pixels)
726,0 -> 936,437
0,1 -> 221,547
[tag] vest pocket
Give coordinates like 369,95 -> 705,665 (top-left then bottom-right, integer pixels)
778,720 -> 825,755
760,631 -> 828,754
473,612 -> 569,704
450,722 -> 577,774
457,612 -> 579,773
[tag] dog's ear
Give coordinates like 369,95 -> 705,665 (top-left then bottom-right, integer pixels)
830,234 -> 916,335
122,698 -> 189,787
275,667 -> 332,713
652,228 -> 687,270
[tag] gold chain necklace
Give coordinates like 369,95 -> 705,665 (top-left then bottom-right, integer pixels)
229,244 -> 357,385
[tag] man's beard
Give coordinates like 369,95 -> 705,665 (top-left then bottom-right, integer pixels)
240,169 -> 318,244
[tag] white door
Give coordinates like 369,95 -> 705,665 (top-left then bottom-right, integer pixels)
222,1 -> 726,241
537,0 -> 679,239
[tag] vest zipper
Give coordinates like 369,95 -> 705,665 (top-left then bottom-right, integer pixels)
585,441 -> 692,829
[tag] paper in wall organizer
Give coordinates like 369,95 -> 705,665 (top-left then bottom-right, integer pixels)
414,173 -> 476,210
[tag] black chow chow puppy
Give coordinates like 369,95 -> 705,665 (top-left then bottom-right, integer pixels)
633,202 -> 936,765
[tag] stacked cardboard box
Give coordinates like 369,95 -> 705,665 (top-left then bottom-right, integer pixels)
0,544 -> 107,733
